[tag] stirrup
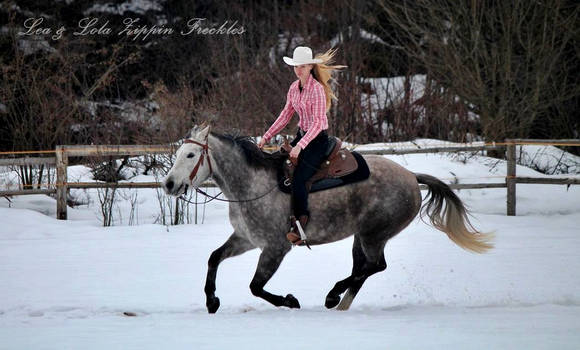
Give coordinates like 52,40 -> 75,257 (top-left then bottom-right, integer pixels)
286,216 -> 311,249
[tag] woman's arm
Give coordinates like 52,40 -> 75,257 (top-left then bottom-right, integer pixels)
263,89 -> 295,143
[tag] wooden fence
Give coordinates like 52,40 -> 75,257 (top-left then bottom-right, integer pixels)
1,139 -> 579,219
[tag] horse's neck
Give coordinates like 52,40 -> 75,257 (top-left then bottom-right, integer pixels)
208,135 -> 276,199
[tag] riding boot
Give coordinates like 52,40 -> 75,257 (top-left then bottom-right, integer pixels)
286,215 -> 309,247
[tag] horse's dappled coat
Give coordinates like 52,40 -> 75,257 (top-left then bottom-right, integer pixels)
163,126 -> 493,313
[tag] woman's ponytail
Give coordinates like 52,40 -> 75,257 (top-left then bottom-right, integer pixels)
312,48 -> 347,111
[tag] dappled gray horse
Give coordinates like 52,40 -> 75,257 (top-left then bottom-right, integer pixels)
163,125 -> 493,313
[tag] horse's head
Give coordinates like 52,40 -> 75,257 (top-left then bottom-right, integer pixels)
163,125 -> 212,196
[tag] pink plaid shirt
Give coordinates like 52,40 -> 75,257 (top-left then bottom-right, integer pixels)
263,74 -> 328,149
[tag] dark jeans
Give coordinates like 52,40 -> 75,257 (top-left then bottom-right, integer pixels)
290,129 -> 330,218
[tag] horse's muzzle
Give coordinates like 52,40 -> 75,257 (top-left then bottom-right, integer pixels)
163,176 -> 187,196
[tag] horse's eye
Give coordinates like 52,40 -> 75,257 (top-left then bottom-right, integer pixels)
187,153 -> 195,158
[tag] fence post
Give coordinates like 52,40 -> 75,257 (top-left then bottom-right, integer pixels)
506,140 -> 516,216
56,146 -> 68,220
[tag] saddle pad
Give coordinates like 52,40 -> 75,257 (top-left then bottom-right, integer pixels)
278,151 -> 370,194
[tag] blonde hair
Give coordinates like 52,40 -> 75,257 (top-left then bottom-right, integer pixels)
312,48 -> 347,112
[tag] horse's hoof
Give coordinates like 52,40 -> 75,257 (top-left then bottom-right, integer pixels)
284,294 -> 301,309
325,294 -> 340,309
206,296 -> 220,314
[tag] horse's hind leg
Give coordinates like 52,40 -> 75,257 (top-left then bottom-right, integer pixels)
325,235 -> 365,308
336,253 -> 386,310
249,244 -> 300,309
205,232 -> 255,313
325,235 -> 387,310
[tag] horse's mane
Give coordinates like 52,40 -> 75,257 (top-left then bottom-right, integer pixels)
211,132 -> 287,170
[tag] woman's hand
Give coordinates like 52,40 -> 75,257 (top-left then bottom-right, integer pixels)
290,145 -> 302,160
258,138 -> 266,149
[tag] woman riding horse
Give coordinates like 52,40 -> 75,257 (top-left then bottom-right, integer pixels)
258,46 -> 346,245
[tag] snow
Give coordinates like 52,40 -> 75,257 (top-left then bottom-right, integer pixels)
330,26 -> 388,47
17,38 -> 57,56
361,75 -> 427,106
360,75 -> 427,126
83,0 -> 165,16
79,99 -> 160,124
516,144 -> 580,174
359,75 -> 482,137
270,32 -> 306,67
1,142 -> 580,349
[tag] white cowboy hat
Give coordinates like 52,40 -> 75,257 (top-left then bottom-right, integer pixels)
283,46 -> 323,66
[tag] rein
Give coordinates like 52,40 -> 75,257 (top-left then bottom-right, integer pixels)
178,183 -> 280,205
178,137 -> 280,205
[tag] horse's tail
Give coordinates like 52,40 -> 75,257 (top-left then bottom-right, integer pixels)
415,173 -> 494,253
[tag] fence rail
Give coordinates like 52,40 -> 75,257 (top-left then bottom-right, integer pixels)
1,139 -> 578,219
0,157 -> 56,166
355,145 -> 503,155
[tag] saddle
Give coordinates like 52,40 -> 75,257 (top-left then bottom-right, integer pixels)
279,136 -> 370,193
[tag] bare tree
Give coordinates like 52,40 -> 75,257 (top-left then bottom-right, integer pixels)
376,0 -> 580,142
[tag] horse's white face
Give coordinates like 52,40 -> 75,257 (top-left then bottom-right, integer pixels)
163,126 -> 212,196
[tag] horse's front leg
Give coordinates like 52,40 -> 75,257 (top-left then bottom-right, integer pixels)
205,232 -> 255,313
249,245 -> 300,309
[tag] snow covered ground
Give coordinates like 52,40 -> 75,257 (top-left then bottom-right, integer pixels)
1,143 -> 579,349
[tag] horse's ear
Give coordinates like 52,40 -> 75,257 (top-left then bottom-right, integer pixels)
198,125 -> 211,140
188,126 -> 199,139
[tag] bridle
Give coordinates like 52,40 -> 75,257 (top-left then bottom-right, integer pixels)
178,137 -> 279,204
183,138 -> 213,181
